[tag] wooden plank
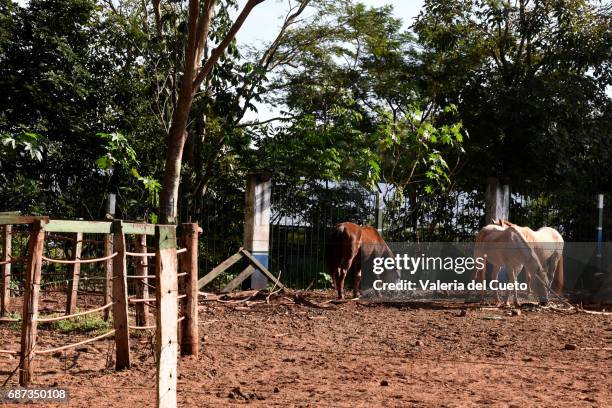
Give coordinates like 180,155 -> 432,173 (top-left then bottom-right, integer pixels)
135,234 -> 150,327
197,251 -> 243,289
65,232 -> 83,315
240,249 -> 285,289
103,233 -> 113,321
0,215 -> 48,225
112,220 -> 130,370
220,265 -> 255,294
180,223 -> 198,356
20,219 -> 45,386
45,219 -> 112,234
1,225 -> 11,317
155,225 -> 178,408
123,223 -> 156,236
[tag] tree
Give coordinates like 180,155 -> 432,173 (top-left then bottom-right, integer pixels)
179,0 -> 312,219
0,0 -> 112,216
0,0 -> 170,218
252,3 -> 464,204
156,0 -> 267,224
413,0 -> 612,191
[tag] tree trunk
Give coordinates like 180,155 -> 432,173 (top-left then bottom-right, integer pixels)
159,91 -> 195,224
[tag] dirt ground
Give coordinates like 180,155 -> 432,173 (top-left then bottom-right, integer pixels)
0,291 -> 610,407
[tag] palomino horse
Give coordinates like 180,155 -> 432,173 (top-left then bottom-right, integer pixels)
325,222 -> 397,299
474,223 -> 550,306
495,220 -> 564,294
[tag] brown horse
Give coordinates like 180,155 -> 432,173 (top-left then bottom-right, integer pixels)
325,222 -> 397,299
495,220 -> 564,294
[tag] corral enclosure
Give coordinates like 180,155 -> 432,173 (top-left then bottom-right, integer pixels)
0,216 -> 199,407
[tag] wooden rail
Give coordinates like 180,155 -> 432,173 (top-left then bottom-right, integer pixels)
35,330 -> 116,355
38,303 -> 113,323
41,252 -> 117,264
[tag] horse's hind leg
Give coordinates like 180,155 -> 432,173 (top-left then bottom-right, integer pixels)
331,268 -> 338,291
352,268 -> 362,299
336,268 -> 347,299
509,268 -> 520,307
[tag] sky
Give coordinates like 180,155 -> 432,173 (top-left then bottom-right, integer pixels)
235,0 -> 425,121
235,0 -> 424,47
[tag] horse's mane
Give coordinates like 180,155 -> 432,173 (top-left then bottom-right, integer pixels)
493,219 -> 515,227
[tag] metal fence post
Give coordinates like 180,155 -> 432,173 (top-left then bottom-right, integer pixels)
596,194 -> 604,273
375,192 -> 384,236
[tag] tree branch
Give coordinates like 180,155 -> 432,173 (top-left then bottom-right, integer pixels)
236,115 -> 299,128
192,0 -> 266,91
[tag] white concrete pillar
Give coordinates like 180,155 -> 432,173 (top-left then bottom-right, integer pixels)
244,173 -> 271,289
485,178 -> 509,223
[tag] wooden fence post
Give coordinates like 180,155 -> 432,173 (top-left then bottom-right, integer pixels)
1,225 -> 11,317
19,219 -> 45,386
155,225 -> 178,408
103,193 -> 115,321
180,223 -> 198,356
135,234 -> 149,327
112,220 -> 130,370
103,233 -> 113,321
65,232 -> 82,315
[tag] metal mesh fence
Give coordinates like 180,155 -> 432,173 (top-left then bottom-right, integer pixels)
173,178 -> 608,291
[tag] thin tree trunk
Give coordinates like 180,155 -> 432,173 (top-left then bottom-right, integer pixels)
157,0 -> 266,224
159,92 -> 195,223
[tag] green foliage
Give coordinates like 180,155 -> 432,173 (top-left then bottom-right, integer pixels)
0,0 -> 609,231
253,2 -> 465,199
1,130 -> 46,161
413,0 -> 612,191
318,271 -> 332,285
0,0 -> 168,219
96,132 -> 137,171
41,313 -> 112,334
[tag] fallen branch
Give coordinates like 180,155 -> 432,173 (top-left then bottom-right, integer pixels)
287,291 -> 335,309
266,269 -> 283,303
577,308 -> 612,316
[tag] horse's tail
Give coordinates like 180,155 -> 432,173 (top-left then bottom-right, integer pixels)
325,224 -> 345,274
552,255 -> 564,294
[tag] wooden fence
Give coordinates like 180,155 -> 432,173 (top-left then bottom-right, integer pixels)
0,214 -> 199,407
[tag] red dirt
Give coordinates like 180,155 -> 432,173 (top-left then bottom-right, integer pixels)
1,291 -> 610,407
